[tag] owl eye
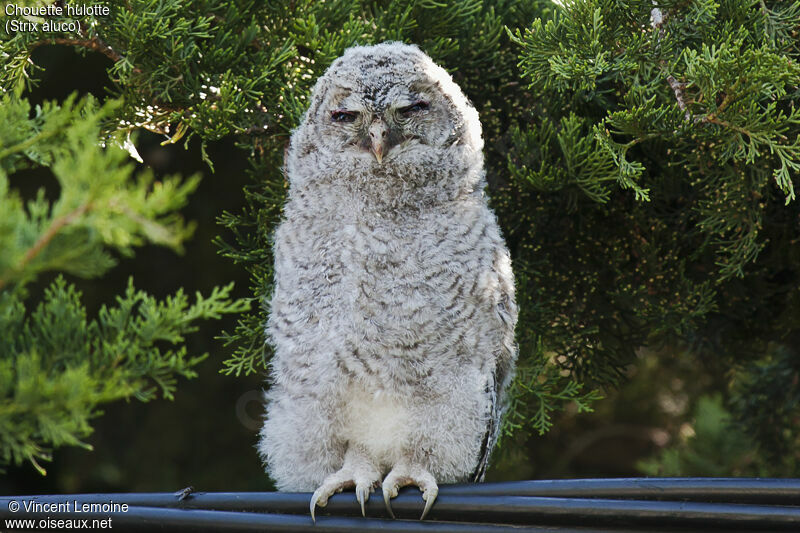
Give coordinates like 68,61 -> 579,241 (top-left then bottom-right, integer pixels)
399,101 -> 429,116
331,110 -> 358,123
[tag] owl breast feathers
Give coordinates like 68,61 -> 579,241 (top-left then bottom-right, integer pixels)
259,42 -> 518,520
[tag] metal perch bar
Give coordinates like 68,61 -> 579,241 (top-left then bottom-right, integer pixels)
2,478 -> 799,531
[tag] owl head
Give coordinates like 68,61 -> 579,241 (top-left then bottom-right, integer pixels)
286,42 -> 484,203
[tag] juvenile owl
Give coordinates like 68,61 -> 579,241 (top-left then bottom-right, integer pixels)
259,42 -> 517,521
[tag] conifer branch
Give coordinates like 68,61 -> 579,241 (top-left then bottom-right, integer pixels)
703,93 -> 735,123
23,203 -> 92,267
0,93 -> 247,473
666,75 -> 691,121
0,203 -> 92,290
0,129 -> 58,160
30,37 -> 139,73
703,115 -> 754,138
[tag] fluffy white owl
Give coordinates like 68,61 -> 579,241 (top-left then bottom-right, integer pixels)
259,42 -> 517,521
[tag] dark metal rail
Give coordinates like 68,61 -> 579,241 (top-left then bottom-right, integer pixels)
2,478 -> 799,531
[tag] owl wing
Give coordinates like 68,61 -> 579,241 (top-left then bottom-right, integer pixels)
471,286 -> 517,482
470,369 -> 500,482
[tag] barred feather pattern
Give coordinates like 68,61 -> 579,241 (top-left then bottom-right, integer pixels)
259,42 -> 517,491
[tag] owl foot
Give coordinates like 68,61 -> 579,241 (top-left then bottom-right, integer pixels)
309,448 -> 380,522
381,463 -> 439,520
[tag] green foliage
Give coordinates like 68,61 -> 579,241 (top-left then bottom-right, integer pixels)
0,92 -> 248,473
637,395 -> 762,477
503,0 -> 800,404
502,352 -> 603,439
729,347 -> 800,470
3,0 -> 799,473
499,0 -> 800,463
0,94 -> 198,287
0,277 -> 245,474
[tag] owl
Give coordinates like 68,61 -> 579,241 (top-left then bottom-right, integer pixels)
259,42 -> 518,521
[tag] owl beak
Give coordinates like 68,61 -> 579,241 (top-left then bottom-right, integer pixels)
369,120 -> 389,164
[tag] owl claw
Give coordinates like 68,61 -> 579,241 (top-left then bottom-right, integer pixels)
381,464 -> 438,520
356,484 -> 369,517
382,485 -> 396,518
309,481 -> 345,523
420,485 -> 438,520
309,489 -> 326,523
309,450 -> 381,522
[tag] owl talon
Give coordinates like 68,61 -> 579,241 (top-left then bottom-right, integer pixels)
381,464 -> 438,520
309,479 -> 345,523
309,449 -> 381,522
382,485 -> 396,518
309,489 -> 327,523
420,485 -> 438,520
356,484 -> 369,517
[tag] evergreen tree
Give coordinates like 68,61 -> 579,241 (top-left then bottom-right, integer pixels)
2,0 -> 798,476
0,62 -> 248,473
504,0 -> 800,468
